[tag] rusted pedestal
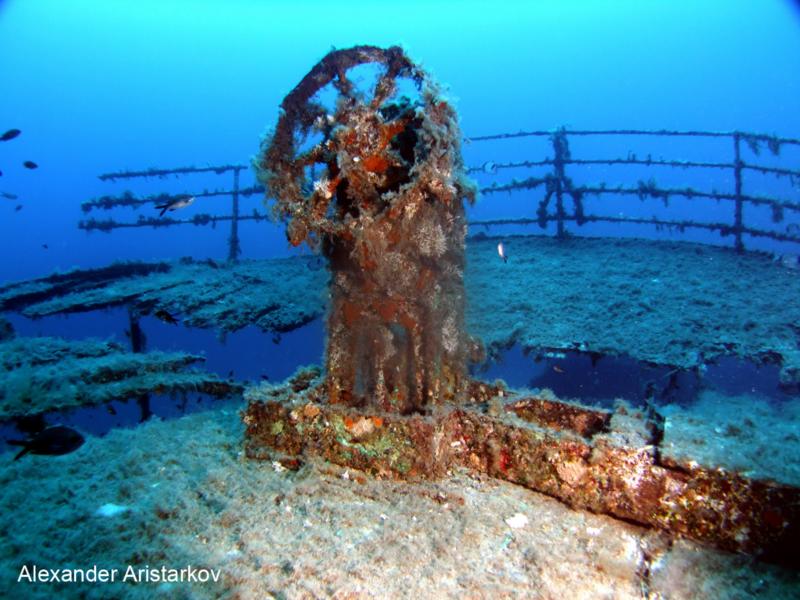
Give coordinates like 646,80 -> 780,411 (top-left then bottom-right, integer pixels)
247,46 -> 799,568
255,46 -> 475,414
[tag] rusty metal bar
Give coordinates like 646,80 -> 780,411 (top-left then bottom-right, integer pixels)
79,212 -> 270,232
244,389 -> 800,568
83,127 -> 800,252
733,133 -> 745,253
551,130 -> 567,239
97,164 -> 246,181
468,128 -> 800,145
228,167 -> 242,262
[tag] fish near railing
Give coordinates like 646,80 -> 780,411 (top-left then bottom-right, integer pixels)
79,163 -> 266,262
79,127 -> 800,260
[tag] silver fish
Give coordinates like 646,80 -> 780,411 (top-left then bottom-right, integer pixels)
155,195 -> 195,217
497,242 -> 508,263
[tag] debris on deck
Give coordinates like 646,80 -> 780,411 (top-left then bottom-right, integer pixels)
0,336 -> 241,419
244,378 -> 800,567
3,235 -> 798,386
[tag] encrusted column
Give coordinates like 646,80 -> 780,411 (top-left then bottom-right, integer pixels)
255,46 -> 475,414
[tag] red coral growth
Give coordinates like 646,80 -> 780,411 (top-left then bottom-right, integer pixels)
362,155 -> 389,174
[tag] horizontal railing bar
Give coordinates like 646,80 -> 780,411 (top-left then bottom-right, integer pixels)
83,211 -> 800,244
469,215 -> 723,231
468,216 -> 800,244
468,129 -> 800,145
480,182 -> 800,212
81,186 -> 264,212
79,213 -> 270,231
469,158 -> 736,172
98,164 -> 248,181
743,164 -> 800,178
578,187 -> 800,211
470,158 -> 800,178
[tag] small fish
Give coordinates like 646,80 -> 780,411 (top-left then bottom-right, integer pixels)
0,169 -> 3,176
41,244 -> 48,250
106,404 -> 117,415
154,309 -> 179,325
7,425 -> 84,460
779,254 -> 799,270
155,195 -> 194,217
482,160 -> 497,174
1,191 -> 18,200
553,365 -> 565,374
497,242 -> 508,263
22,161 -> 37,170
14,205 -> 22,212
306,255 -> 325,271
0,129 -> 21,142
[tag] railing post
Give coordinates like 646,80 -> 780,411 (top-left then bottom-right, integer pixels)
127,308 -> 151,422
552,129 -> 567,239
228,167 -> 242,261
733,132 -> 744,253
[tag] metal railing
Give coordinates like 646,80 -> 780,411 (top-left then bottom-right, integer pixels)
468,128 -> 800,252
79,127 -> 800,256
80,164 -> 265,261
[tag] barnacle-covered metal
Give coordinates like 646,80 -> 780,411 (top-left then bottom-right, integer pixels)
256,45 -> 476,413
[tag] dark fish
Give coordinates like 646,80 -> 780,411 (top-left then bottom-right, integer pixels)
154,309 -> 178,325
0,169 -> 3,176
106,405 -> 117,415
8,425 -> 84,460
306,256 -> 325,271
1,191 -> 17,200
42,244 -> 48,250
14,205 -> 22,212
0,129 -> 21,142
14,414 -> 46,435
23,161 -> 38,170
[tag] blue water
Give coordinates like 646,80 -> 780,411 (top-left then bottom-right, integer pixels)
1,0 -> 799,416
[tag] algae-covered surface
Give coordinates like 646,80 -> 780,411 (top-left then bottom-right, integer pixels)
0,257 -> 327,334
1,404 -> 798,599
466,235 -> 800,384
1,236 -> 799,383
0,336 -> 239,419
660,390 -> 800,487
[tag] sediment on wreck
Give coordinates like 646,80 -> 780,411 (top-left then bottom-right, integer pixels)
255,45 -> 476,413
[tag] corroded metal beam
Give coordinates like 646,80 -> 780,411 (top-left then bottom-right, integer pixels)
244,385 -> 799,567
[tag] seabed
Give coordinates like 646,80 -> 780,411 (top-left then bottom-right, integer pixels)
0,402 -> 799,599
0,235 -> 799,598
